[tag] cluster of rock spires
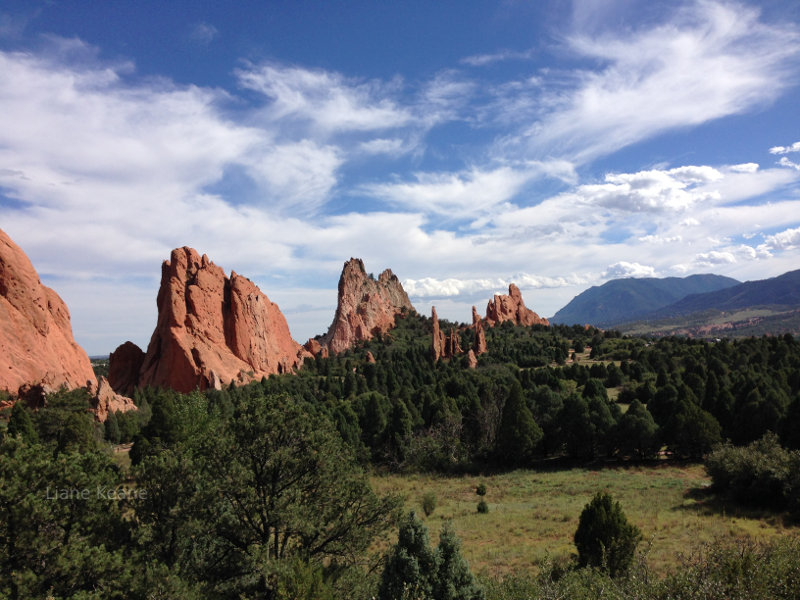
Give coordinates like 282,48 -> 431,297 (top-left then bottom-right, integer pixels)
1,227 -> 549,418
0,228 -> 135,421
430,284 -> 549,368
109,247 -> 312,394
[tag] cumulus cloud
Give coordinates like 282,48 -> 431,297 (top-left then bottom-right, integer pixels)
769,141 -> 800,155
602,262 -> 656,279
765,226 -> 800,250
404,273 -> 591,298
694,251 -> 736,266
576,166 -> 722,212
638,234 -> 682,244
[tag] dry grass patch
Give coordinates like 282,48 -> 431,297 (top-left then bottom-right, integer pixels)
371,463 -> 794,577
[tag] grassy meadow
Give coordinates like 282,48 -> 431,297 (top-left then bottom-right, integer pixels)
371,463 -> 794,577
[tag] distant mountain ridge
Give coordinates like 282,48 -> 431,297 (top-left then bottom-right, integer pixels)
551,274 -> 740,327
636,269 -> 800,321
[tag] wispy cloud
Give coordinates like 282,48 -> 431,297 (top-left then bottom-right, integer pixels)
237,63 -> 414,134
188,22 -> 219,45
461,48 -> 535,67
507,1 -> 800,162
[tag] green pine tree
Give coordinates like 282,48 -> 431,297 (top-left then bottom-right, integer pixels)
496,381 -> 542,465
574,492 -> 642,577
433,523 -> 485,600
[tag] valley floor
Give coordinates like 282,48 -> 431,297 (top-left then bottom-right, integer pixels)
371,463 -> 794,577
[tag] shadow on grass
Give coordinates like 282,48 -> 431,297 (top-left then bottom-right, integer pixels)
675,485 -> 793,525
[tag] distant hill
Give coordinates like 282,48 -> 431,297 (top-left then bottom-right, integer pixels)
642,269 -> 800,319
613,269 -> 800,338
551,274 -> 740,327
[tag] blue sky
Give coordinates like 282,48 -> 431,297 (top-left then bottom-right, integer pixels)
1,0 -> 800,354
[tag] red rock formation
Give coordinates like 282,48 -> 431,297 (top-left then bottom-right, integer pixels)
108,341 -> 145,396
466,349 -> 478,369
472,306 -> 487,355
91,376 -> 137,422
304,338 -> 329,359
137,247 -> 310,393
485,284 -> 549,328
322,258 -> 414,354
431,307 -> 446,361
0,228 -> 96,393
432,307 -> 466,362
447,327 -> 463,357
365,351 -> 376,364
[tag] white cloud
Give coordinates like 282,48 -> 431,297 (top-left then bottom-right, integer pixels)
695,250 -> 737,266
357,137 -> 413,156
189,22 -> 218,45
729,162 -> 759,173
237,63 -> 413,133
638,234 -> 682,244
360,165 -> 538,216
778,157 -> 800,171
512,1 -> 800,162
769,141 -> 800,155
576,166 -> 723,212
461,49 -> 535,67
602,262 -> 656,279
765,226 -> 800,250
404,273 -> 590,297
243,141 -> 343,213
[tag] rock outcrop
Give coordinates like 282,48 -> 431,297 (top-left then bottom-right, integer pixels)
431,307 -> 465,362
485,284 -> 549,328
432,307 -> 446,361
0,228 -> 96,393
108,341 -> 145,396
91,376 -> 137,422
132,247 -> 309,393
472,306 -> 487,356
321,258 -> 414,355
303,338 -> 329,359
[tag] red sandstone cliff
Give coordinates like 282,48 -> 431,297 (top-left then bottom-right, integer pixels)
485,284 -> 549,328
0,228 -> 96,393
321,258 -> 414,354
129,247 -> 308,393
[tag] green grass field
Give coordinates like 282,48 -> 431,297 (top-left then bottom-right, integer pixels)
371,463 -> 794,578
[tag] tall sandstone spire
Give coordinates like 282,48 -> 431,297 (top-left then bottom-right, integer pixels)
320,258 -> 414,355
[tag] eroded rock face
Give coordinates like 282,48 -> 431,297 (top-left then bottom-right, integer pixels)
322,258 -> 414,354
0,228 -> 96,393
485,284 -> 549,328
137,247 -> 309,393
108,341 -> 145,396
432,307 -> 446,361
